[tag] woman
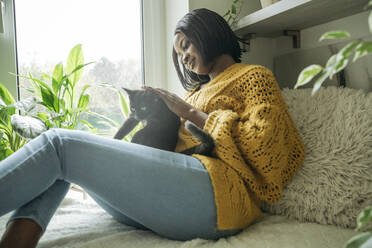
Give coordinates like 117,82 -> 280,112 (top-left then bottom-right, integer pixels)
0,8 -> 305,248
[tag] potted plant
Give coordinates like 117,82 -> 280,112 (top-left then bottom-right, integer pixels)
0,44 -> 122,160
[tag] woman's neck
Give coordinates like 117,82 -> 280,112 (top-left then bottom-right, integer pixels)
208,54 -> 236,80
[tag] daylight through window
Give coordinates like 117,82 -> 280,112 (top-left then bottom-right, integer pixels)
14,0 -> 143,136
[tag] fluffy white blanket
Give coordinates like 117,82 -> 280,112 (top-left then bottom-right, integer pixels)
0,190 -> 358,248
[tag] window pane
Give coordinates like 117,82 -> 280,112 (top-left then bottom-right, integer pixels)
15,0 -> 142,136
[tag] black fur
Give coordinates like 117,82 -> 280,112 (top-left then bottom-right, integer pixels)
113,88 -> 214,156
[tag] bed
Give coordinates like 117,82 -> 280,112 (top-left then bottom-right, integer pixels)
1,84 -> 371,248
0,190 -> 358,248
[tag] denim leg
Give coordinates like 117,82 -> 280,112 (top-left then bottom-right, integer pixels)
85,189 -> 149,230
7,180 -> 70,232
0,128 -> 241,240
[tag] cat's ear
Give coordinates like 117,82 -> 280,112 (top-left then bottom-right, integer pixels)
122,87 -> 133,96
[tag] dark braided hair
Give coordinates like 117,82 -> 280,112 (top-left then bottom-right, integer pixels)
173,8 -> 247,91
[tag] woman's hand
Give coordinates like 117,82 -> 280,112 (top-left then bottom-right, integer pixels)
141,86 -> 208,128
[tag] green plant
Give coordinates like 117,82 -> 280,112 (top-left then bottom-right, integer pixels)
345,206 -> 372,248
12,44 -> 118,134
294,0 -> 372,95
0,84 -> 27,160
0,44 -> 123,161
223,0 -> 244,28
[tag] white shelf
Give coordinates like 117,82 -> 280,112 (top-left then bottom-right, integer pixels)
234,0 -> 368,38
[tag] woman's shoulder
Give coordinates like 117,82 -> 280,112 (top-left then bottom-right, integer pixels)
228,64 -> 276,88
236,63 -> 274,76
231,63 -> 281,101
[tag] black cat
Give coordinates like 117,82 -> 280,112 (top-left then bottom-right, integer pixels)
113,88 -> 214,156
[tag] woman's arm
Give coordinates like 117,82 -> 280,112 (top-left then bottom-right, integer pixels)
186,108 -> 208,129
142,86 -> 208,129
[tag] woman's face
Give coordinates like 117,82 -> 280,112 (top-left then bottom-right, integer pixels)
173,32 -> 213,75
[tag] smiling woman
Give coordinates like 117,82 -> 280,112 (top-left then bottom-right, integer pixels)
14,0 -> 143,136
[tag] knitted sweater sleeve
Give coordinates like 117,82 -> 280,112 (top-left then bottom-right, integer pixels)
203,66 -> 304,203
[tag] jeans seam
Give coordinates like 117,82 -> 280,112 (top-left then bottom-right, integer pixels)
59,136 -> 205,172
47,129 -> 66,179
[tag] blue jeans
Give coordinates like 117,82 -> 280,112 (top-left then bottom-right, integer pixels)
0,128 -> 241,241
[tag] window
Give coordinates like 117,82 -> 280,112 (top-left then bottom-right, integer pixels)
14,0 -> 143,136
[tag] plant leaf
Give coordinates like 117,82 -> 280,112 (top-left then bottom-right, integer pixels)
353,41 -> 372,62
65,44 -> 84,87
78,119 -> 96,131
77,85 -> 91,109
0,83 -> 16,106
326,53 -> 338,68
27,73 -> 52,92
11,73 -> 42,98
77,94 -> 89,109
231,4 -> 236,14
339,40 -> 359,58
312,70 -> 331,95
294,65 -> 323,89
357,206 -> 372,231
345,232 -> 372,248
0,108 -> 12,126
41,73 -> 52,81
11,114 -> 47,139
39,86 -> 58,112
53,63 -> 64,82
328,41 -> 359,79
118,90 -> 129,118
52,63 -> 64,94
80,84 -> 91,95
36,112 -> 49,121
319,31 -> 350,41
63,62 -> 94,86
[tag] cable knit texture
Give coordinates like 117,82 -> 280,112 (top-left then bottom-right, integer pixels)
175,63 -> 305,230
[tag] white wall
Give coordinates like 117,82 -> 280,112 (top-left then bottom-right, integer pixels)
165,1 -> 371,93
0,0 -> 17,99
274,11 -> 371,56
272,11 -> 372,91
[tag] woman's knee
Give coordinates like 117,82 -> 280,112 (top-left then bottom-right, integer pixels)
41,128 -> 80,149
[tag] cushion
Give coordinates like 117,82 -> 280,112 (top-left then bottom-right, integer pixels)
261,86 -> 372,229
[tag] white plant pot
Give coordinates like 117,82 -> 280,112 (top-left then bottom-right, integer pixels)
260,0 -> 281,8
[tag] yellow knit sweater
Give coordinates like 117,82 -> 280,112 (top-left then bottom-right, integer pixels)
175,63 -> 305,230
